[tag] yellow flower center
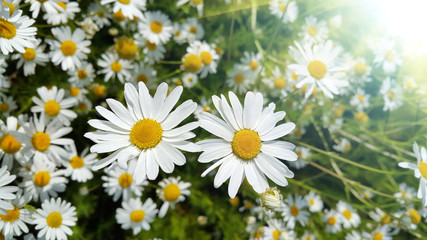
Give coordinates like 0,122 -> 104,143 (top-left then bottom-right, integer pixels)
381,214 -> 391,225
176,80 -> 183,85
409,209 -> 421,224
231,129 -> 261,160
279,4 -> 286,12
229,197 -> 239,206
46,212 -> 62,228
57,2 -> 66,9
418,161 -> 427,179
78,103 -> 87,110
77,69 -> 87,79
3,1 -> 15,15
357,94 -> 365,102
44,100 -> 61,117
234,73 -> 244,84
0,134 -> 21,154
215,46 -> 223,55
22,48 -> 36,61
189,26 -> 197,34
113,10 -> 125,21
291,72 -> 298,81
307,26 -> 318,36
70,87 -> 80,97
249,61 -> 258,70
129,119 -> 163,149
309,199 -> 314,205
343,209 -> 352,220
130,210 -> 145,223
137,74 -> 148,83
118,0 -> 130,4
354,62 -> 367,76
0,206 -> 19,222
354,112 -> 368,123
150,21 -> 163,34
344,144 -> 351,152
273,77 -> 286,89
118,173 -> 133,188
373,232 -> 383,240
273,229 -> 280,240
145,40 -> 157,51
290,205 -> 299,217
191,0 -> 203,4
327,216 -> 336,225
0,18 -> 16,39
111,61 -> 122,73
115,37 -> 137,60
384,50 -> 395,62
200,51 -> 213,65
405,80 -> 415,89
245,201 -> 253,209
70,155 -> 84,169
0,103 -> 8,112
33,171 -> 51,187
60,40 -> 77,56
163,183 -> 181,202
183,54 -> 202,73
202,105 -> 211,113
296,151 -> 302,158
31,132 -> 51,152
307,60 -> 327,79
387,91 -> 394,100
93,85 -> 106,97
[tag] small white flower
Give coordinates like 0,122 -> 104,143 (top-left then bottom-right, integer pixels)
116,198 -> 158,235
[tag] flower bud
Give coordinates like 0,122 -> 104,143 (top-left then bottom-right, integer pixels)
261,187 -> 282,212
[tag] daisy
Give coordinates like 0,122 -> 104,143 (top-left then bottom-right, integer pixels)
25,0 -> 63,18
363,225 -> 392,240
181,73 -> 198,88
67,62 -> 96,87
197,216 -> 207,225
398,143 -> 427,206
333,138 -> 352,153
67,86 -> 88,102
177,0 -> 203,16
129,62 -> 157,88
281,195 -> 310,229
289,146 -> 310,169
84,82 -> 200,183
195,96 -> 215,119
137,38 -> 166,64
43,1 -> 80,25
0,56 -> 8,90
0,116 -> 23,170
380,77 -> 402,111
226,64 -> 253,94
31,86 -> 78,126
11,39 -> 49,76
197,91 -> 298,198
269,0 -> 298,23
0,94 -> 17,117
305,191 -> 323,212
76,96 -> 93,112
192,41 -> 219,78
0,8 -> 37,54
349,89 -> 370,112
63,145 -> 96,183
116,198 -> 158,235
301,232 -> 316,240
240,52 -> 262,81
139,11 -> 173,45
20,157 -> 68,202
262,66 -> 288,98
156,176 -> 191,218
0,166 -> 18,215
373,39 -> 402,74
298,16 -> 329,45
78,18 -> 100,39
101,0 -> 145,19
323,209 -> 342,233
288,40 -> 347,99
403,77 -> 417,90
0,191 -> 32,239
33,197 -> 77,240
88,2 -> 111,29
172,22 -> 187,45
393,183 -> 416,204
181,18 -> 204,43
97,52 -> 132,83
46,26 -> 91,71
336,201 -> 361,229
349,58 -> 371,83
262,218 -> 288,240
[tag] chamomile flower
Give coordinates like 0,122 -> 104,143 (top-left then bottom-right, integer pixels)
78,18 -> 100,39
269,0 -> 298,23
262,218 -> 287,240
172,22 -> 187,45
350,89 -> 370,112
139,11 -> 173,45
298,16 -> 328,45
289,146 -> 310,169
177,0 -> 204,16
43,1 -> 80,25
64,146 -> 96,183
67,62 -> 96,87
380,77 -> 402,112
0,94 -> 17,117
305,191 -> 323,212
136,38 -> 166,64
333,138 -> 352,153
129,62 -> 157,88
31,86 -> 78,126
97,52 -> 132,83
394,183 -> 416,204
403,77 -> 417,90
289,40 -> 347,99
226,64 -> 253,94
84,82 -> 200,183
116,198 -> 158,235
0,166 -> 18,215
25,0 -> 63,18
0,8 -> 37,54
240,52 -> 262,80
101,0 -> 145,19
336,201 -> 361,229
399,143 -> 427,206
181,18 -> 204,43
373,39 -> 402,74
195,96 -> 214,119
363,225 -> 392,240
0,116 -> 23,170
197,91 -> 298,198
88,2 -> 111,29
68,86 -> 87,102
76,96 -> 93,112
0,191 -> 32,239
12,39 -> 48,76
349,58 -> 371,83
181,73 -> 198,88
196,41 -> 219,78
156,176 -> 191,218
33,198 -> 77,240
323,209 -> 342,233
262,66 -> 288,98
47,26 -> 91,71
281,195 -> 310,229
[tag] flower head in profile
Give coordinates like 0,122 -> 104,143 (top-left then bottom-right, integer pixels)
197,91 -> 298,198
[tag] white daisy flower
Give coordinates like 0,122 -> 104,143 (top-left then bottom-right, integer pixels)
373,39 -> 402,74
0,56 -> 9,90
101,0 -> 145,19
323,209 -> 342,233
20,157 -> 68,202
156,176 -> 191,218
67,62 -> 96,87
88,2 -> 111,29
0,8 -> 37,54
43,1 -> 80,25
380,77 -> 402,112
84,82 -> 201,182
78,18 -> 100,39
181,73 -> 198,89
269,0 -> 298,23
368,208 -> 392,226
403,77 -> 417,90
181,18 -> 204,43
116,198 -> 158,235
349,89 -> 370,112
0,191 -> 32,239
262,67 -> 288,98
363,225 -> 392,240
76,96 -> 93,113
197,41 -> 219,78
0,116 -> 23,170
281,195 -> 310,229
11,39 -> 49,76
177,0 -> 203,16
25,0 -> 63,18
64,145 -> 96,183
33,197 -> 77,240
333,138 -> 352,153
172,22 -> 187,45
393,183 -> 416,204
197,91 -> 298,198
129,62 -> 157,88
262,218 -> 288,240
67,86 -> 88,102
336,201 -> 361,229
240,52 -> 262,81
289,146 -> 310,169
0,94 -> 17,117
288,40 -> 347,99
0,166 -> 18,215
348,58 -> 371,83
47,26 -> 91,71
136,38 -> 166,64
139,11 -> 173,45
305,191 -> 323,212
298,16 -> 328,46
301,232 -> 316,240
226,64 -> 253,94
97,52 -> 132,83
31,86 -> 78,126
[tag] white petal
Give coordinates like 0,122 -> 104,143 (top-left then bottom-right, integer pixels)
260,122 -> 295,141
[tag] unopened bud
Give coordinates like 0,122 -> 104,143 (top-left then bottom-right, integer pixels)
261,187 -> 282,211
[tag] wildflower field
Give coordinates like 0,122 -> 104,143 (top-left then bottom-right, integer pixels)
1,0 -> 427,239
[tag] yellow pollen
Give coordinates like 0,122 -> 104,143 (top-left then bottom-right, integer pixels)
291,72 -> 298,81
113,10 -> 125,21
273,77 -> 286,89
354,62 -> 367,76
0,18 -> 16,39
409,209 -> 421,224
176,80 -> 183,85
175,31 -> 180,37
189,26 -> 197,34
33,171 -> 51,187
249,61 -> 258,70
234,73 -> 244,84
272,229 -> 280,240
115,37 -> 137,60
0,206 -> 19,222
145,40 -> 157,51
130,210 -> 145,223
343,209 -> 352,220
129,119 -> 163,149
384,50 -> 395,62
245,201 -> 253,209
373,232 -> 383,240
215,46 -> 223,55
253,232 -> 262,239
183,54 -> 202,73
344,144 -> 351,152
111,61 -> 122,73
31,132 -> 50,152
57,2 -> 66,9
307,26 -> 318,36
202,105 -> 211,113
279,4 -> 286,12
163,183 -> 180,202
78,103 -> 87,110
22,48 -> 36,61
0,103 -> 7,112
381,214 -> 391,225
70,87 -> 79,97
327,216 -> 336,225
137,74 -> 148,83
355,112 -> 368,123
309,199 -> 314,205
150,21 -> 163,34
60,40 -> 77,56
118,173 -> 133,188
44,100 -> 61,117
118,0 -> 130,4
229,197 -> 239,206
46,212 -> 62,228
387,91 -> 394,100
70,156 -> 84,169
290,205 -> 299,217
232,129 -> 261,160
77,69 -> 87,79
307,60 -> 327,79
296,151 -> 302,158
200,51 -> 213,65
190,0 -> 203,4
3,1 -> 15,15
93,85 -> 106,97
0,134 -> 21,154
358,94 -> 365,102
418,161 -> 427,179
